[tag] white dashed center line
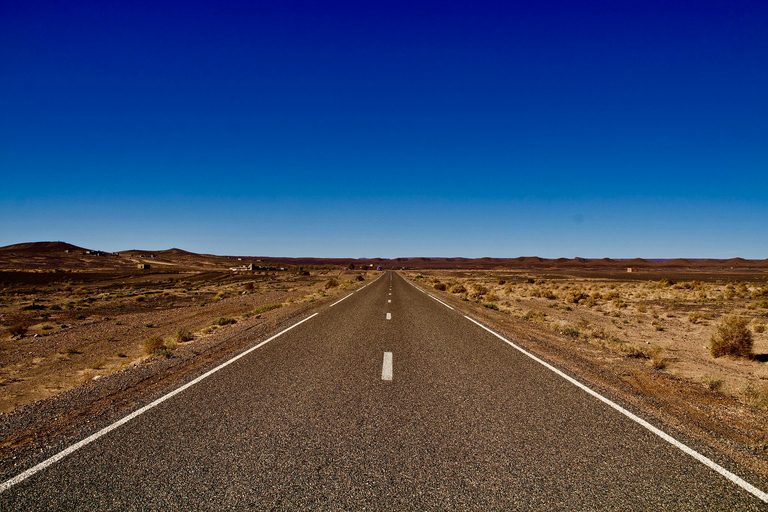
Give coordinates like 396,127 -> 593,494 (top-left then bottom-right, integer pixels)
388,299 -> 391,303
382,352 -> 393,381
386,312 -> 391,320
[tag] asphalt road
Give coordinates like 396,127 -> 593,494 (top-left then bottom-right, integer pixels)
2,271 -> 767,510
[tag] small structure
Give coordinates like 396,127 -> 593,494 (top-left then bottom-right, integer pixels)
138,263 -> 151,270
229,263 -> 255,272
627,267 -> 637,273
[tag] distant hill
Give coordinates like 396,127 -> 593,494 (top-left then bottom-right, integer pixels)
0,241 -> 89,253
1,241 -> 767,272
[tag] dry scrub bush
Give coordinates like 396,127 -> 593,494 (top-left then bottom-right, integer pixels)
144,336 -> 176,358
7,323 -> 27,337
324,278 -> 339,289
175,328 -> 193,342
521,310 -> 546,324
469,284 -> 489,299
252,303 -> 282,315
709,315 -> 753,358
434,282 -> 447,291
703,376 -> 724,392
565,290 -> 588,304
743,381 -> 768,410
450,283 -> 466,294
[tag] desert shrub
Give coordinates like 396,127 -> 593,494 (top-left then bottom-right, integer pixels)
482,302 -> 499,310
709,315 -> 753,358
450,284 -> 466,294
41,324 -> 53,330
558,326 -> 580,338
325,278 -> 339,289
688,311 -> 704,324
75,314 -> 86,320
565,290 -> 588,304
541,288 -> 556,300
243,282 -> 255,292
521,310 -> 546,323
754,322 -> 765,334
7,323 -> 27,337
611,298 -> 627,309
144,336 -> 164,354
624,345 -> 649,359
134,295 -> 146,302
144,336 -> 177,358
469,284 -> 489,298
703,376 -> 724,391
252,303 -> 282,315
214,317 -> 237,326
434,282 -> 447,291
743,381 -> 768,410
355,275 -> 364,281
215,291 -> 226,300
175,328 -> 193,342
649,345 -> 667,369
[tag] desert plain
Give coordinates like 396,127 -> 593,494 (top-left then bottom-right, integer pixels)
1,242 -> 768,481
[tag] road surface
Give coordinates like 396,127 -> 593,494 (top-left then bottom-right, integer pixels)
2,271 -> 767,510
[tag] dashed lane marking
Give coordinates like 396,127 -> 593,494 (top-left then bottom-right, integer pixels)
382,352 -> 393,381
386,312 -> 392,320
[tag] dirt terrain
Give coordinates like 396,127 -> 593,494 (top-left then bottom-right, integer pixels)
2,241 -> 768,482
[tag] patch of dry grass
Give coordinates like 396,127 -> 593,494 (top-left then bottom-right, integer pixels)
709,315 -> 753,358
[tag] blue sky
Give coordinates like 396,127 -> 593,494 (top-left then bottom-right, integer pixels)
2,1 -> 767,258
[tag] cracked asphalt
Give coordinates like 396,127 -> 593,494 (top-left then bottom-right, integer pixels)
2,272 -> 766,510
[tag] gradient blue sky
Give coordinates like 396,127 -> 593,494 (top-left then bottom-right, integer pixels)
2,1 -> 767,258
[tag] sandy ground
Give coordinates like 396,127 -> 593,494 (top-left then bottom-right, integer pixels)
0,269 -> 367,412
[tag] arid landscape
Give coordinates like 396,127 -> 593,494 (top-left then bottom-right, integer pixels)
2,241 -> 768,483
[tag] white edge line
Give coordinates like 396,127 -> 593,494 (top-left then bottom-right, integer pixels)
426,293 -> 454,310
0,312 -> 320,494
463,315 -> 768,504
329,293 -> 353,307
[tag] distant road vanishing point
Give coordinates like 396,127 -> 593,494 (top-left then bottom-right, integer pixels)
2,272 -> 766,510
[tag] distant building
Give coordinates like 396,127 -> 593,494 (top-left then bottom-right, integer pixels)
627,267 -> 637,273
138,263 -> 151,270
229,263 -> 255,271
